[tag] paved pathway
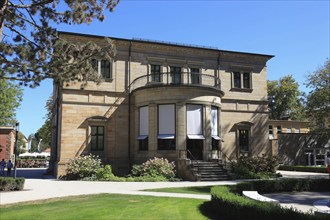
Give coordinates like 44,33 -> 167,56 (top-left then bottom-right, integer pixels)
0,168 -> 329,215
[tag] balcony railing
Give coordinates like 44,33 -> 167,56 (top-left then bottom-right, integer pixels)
129,72 -> 221,93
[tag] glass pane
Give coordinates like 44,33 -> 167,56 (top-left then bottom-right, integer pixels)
170,67 -> 181,84
101,60 -> 111,78
98,136 -> 104,150
91,126 -> 97,135
91,136 -> 97,150
151,65 -> 161,82
191,68 -> 200,84
91,59 -> 98,70
243,72 -> 250,88
98,126 -> 104,134
234,72 -> 241,88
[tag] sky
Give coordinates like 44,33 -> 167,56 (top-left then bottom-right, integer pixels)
15,0 -> 329,137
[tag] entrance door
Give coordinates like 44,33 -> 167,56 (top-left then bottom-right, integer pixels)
187,139 -> 203,160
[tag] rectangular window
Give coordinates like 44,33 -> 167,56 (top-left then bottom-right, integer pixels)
138,106 -> 149,151
170,66 -> 181,84
232,71 -> 252,89
243,72 -> 250,88
91,59 -> 112,79
269,125 -> 273,135
190,68 -> 200,84
150,64 -> 161,82
158,104 -> 176,150
101,60 -> 111,79
91,126 -> 104,151
233,72 -> 241,88
277,126 -> 282,134
295,128 -> 300,133
187,104 -> 203,136
238,129 -> 249,152
286,128 -> 292,133
138,106 -> 148,151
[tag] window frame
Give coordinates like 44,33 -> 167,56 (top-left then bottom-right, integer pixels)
90,125 -> 105,151
149,64 -> 161,83
157,104 -> 176,150
138,106 -> 149,151
91,59 -> 113,81
170,66 -> 182,84
231,70 -> 252,92
190,67 -> 201,85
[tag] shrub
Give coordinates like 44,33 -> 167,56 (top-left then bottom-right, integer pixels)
278,165 -> 327,173
64,154 -> 103,180
210,181 -> 329,220
131,157 -> 176,180
230,156 -> 280,179
0,177 -> 25,191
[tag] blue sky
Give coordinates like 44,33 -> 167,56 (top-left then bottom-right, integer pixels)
16,0 -> 329,137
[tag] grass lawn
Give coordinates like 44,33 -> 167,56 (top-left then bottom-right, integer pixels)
145,186 -> 214,195
0,194 -> 215,220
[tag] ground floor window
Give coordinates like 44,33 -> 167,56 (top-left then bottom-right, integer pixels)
212,138 -> 220,150
138,137 -> 148,151
158,138 -> 176,150
238,129 -> 249,152
91,126 -> 104,151
187,138 -> 203,160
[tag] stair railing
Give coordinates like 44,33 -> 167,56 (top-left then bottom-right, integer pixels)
186,149 -> 200,175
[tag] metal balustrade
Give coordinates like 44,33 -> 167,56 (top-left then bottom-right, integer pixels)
129,72 -> 221,92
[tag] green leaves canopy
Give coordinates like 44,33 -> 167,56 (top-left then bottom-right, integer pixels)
0,0 -> 119,87
0,79 -> 23,125
305,59 -> 330,129
267,75 -> 305,120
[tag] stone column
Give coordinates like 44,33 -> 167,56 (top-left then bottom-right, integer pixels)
148,103 -> 157,153
176,102 -> 186,153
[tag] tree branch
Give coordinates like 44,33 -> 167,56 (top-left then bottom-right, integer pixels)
8,0 -> 54,9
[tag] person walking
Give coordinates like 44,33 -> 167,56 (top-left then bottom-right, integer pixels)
0,159 -> 6,176
326,153 -> 330,179
7,160 -> 13,176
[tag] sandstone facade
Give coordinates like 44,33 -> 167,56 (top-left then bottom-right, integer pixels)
51,32 -> 273,178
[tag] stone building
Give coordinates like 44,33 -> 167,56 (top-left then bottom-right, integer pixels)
51,32 -> 274,179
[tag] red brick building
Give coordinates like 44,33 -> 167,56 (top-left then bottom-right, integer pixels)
0,126 -> 15,161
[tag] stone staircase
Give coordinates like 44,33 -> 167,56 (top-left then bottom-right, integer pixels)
190,161 -> 231,181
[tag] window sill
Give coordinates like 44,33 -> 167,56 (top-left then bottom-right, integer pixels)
230,88 -> 253,93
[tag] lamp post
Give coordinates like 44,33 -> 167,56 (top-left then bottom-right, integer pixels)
14,122 -> 19,179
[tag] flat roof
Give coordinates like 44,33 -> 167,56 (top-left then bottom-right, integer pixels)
58,31 -> 274,58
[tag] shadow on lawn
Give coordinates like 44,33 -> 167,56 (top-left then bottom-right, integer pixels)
199,201 -> 219,220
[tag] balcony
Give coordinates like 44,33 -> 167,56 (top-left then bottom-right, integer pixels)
129,72 -> 221,93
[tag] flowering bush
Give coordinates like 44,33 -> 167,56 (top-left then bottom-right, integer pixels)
131,157 -> 176,180
230,156 -> 280,179
65,154 -> 103,180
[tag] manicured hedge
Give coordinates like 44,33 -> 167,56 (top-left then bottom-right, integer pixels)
0,177 -> 25,191
278,165 -> 327,173
235,178 -> 330,193
210,179 -> 330,220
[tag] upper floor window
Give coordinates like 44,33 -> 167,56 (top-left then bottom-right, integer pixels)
277,126 -> 282,134
92,59 -> 112,80
150,64 -> 161,82
232,71 -> 252,90
190,68 -> 200,84
170,66 -> 182,84
91,126 -> 104,151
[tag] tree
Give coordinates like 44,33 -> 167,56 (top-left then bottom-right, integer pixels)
36,96 -> 53,149
0,78 -> 23,125
267,75 -> 305,120
305,58 -> 330,129
0,0 -> 119,87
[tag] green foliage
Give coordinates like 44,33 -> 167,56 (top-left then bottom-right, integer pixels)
0,79 -> 23,125
230,156 -> 280,179
64,154 -> 103,180
0,177 -> 25,191
1,1 -> 119,87
268,75 -> 305,120
131,157 -> 176,180
234,179 -> 330,193
211,179 -> 330,220
305,58 -> 330,130
36,96 -> 53,150
278,165 -> 328,173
